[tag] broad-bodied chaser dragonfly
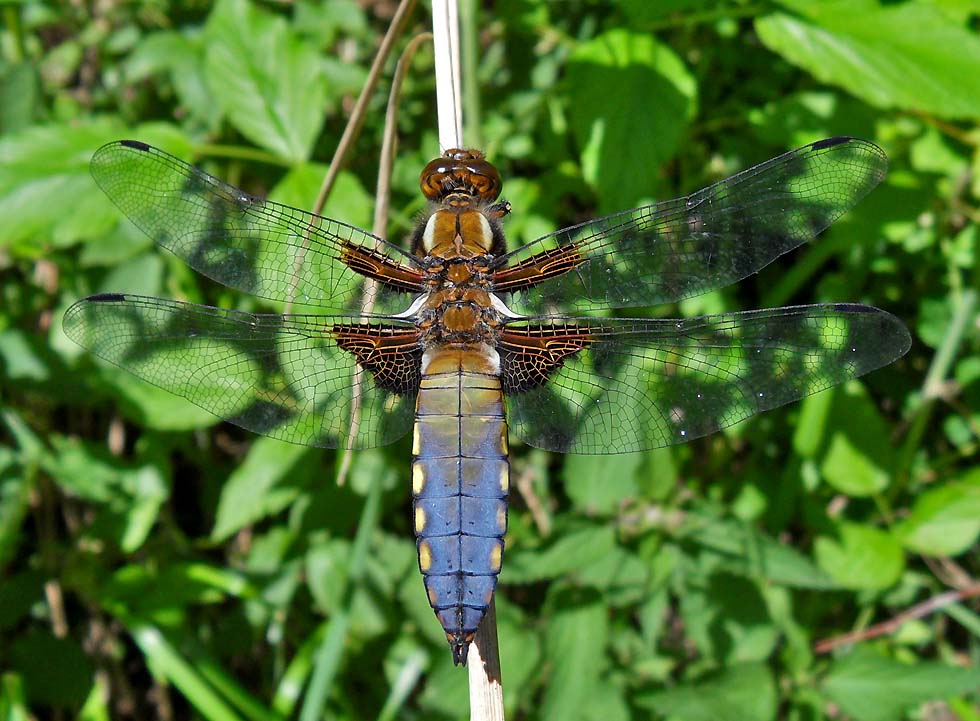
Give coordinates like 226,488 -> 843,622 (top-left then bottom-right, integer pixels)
65,137 -> 910,664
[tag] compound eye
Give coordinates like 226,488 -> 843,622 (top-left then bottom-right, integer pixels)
418,151 -> 502,201
467,169 -> 501,201
419,160 -> 451,200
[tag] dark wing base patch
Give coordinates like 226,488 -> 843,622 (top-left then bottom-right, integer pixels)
333,324 -> 424,393
498,324 -> 592,393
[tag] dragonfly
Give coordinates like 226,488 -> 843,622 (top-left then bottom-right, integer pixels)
64,136 -> 910,665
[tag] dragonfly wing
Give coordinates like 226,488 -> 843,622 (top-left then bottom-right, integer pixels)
499,304 -> 910,454
63,294 -> 423,449
495,137 -> 888,314
91,141 -> 425,313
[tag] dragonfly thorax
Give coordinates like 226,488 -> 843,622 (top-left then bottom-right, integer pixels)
413,207 -> 506,258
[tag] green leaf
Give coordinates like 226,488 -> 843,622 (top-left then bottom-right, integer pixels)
0,570 -> 44,631
563,451 -> 641,514
42,437 -> 168,552
637,663 -> 777,721
814,522 -> 904,590
504,525 -> 616,583
817,383 -> 894,497
268,163 -> 372,232
822,648 -> 980,721
110,373 -> 221,431
679,572 -> 779,664
896,468 -> 980,556
128,623 -> 244,721
686,515 -> 839,590
125,31 -> 222,132
8,630 -> 93,707
0,120 -> 190,252
0,672 -> 32,721
105,563 -> 233,615
212,437 -> 315,541
563,29 -> 697,212
582,682 -> 631,721
0,62 -> 38,133
820,432 -> 889,496
0,330 -> 48,382
98,251 -> 164,297
204,0 -> 328,162
0,450 -> 31,569
756,3 -> 980,120
305,539 -> 349,614
540,589 -> 608,721
792,385 -> 833,458
78,676 -> 111,721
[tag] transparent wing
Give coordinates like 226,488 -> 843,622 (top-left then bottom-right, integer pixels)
495,137 -> 888,314
500,304 -> 910,454
91,141 -> 424,313
63,294 -> 423,450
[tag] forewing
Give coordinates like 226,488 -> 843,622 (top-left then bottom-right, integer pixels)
496,137 -> 888,314
90,141 -> 424,313
63,294 -> 422,449
501,305 -> 910,454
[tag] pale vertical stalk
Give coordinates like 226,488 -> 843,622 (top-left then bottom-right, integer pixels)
431,2 -> 505,717
431,0 -> 463,150
285,0 -> 416,315
467,598 -> 504,721
336,31 -> 433,487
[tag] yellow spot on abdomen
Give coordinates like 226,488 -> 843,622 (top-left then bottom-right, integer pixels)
496,505 -> 507,534
500,426 -> 509,454
412,463 -> 425,495
499,465 -> 509,494
415,506 -> 427,534
489,542 -> 502,572
412,424 -> 421,455
418,540 -> 432,572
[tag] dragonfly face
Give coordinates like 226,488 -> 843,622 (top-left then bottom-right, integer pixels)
64,136 -> 911,665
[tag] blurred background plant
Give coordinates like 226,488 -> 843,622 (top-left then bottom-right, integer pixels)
1,1 -> 979,719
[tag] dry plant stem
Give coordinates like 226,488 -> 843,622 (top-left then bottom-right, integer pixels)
312,0 -> 417,217
515,464 -> 551,536
813,584 -> 980,653
468,598 -> 504,721
336,31 -> 433,487
431,0 -> 463,149
431,0 -> 504,712
284,0 -> 416,313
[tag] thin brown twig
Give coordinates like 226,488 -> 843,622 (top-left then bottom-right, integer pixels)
284,0 -> 417,314
515,462 -> 551,536
336,31 -> 432,486
311,0 -> 417,217
813,585 -> 980,654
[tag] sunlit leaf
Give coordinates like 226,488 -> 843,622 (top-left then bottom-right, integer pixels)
757,2 -> 980,119
638,663 -> 777,721
822,648 -> 980,721
896,468 -> 980,557
204,0 -> 328,162
814,522 -> 904,590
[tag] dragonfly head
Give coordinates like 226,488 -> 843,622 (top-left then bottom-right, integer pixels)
420,148 -> 502,203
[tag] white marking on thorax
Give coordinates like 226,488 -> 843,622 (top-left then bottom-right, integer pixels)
472,213 -> 493,250
421,214 -> 438,252
392,293 -> 429,319
488,292 -> 524,319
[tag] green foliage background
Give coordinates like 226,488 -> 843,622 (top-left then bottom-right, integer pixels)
2,0 -> 979,719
